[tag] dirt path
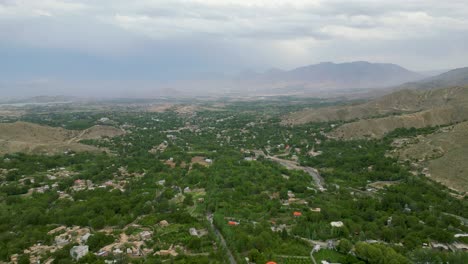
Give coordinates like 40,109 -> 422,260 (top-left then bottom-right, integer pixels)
67,129 -> 87,144
206,213 -> 237,264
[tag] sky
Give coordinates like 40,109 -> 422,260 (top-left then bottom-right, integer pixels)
1,0 -> 468,96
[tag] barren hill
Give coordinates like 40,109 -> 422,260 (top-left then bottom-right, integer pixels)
398,67 -> 468,91
283,85 -> 468,125
390,121 -> 468,192
326,86 -> 468,139
328,105 -> 466,139
0,122 -> 124,155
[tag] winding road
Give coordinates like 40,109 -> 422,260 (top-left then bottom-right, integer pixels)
254,150 -> 326,191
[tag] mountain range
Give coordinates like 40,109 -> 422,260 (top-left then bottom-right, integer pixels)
0,61 -> 456,99
235,61 -> 424,91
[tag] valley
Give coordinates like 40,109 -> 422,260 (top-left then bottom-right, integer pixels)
0,92 -> 467,264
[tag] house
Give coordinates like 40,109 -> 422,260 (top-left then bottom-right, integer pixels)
228,221 -> 239,226
271,224 -> 287,232
293,211 -> 302,217
55,234 -> 70,247
98,117 -> 110,123
70,246 -> 89,260
310,208 -> 321,212
330,221 -> 344,227
189,228 -> 199,237
155,245 -> 178,257
157,180 -> 166,186
113,248 -> 123,254
167,134 -> 177,140
48,226 -> 66,235
140,231 -> 152,240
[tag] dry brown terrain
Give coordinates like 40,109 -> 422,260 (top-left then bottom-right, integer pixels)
329,105 -> 467,139
147,103 -> 175,113
283,86 -> 468,125
0,121 -> 124,155
282,86 -> 468,140
390,121 -> 468,193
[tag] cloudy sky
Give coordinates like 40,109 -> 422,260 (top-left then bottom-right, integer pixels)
1,0 -> 468,94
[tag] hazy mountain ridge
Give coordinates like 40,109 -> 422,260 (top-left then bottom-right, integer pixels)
0,61 -> 424,98
233,61 -> 423,93
283,68 -> 468,125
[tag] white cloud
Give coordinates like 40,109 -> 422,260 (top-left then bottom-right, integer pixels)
0,0 -> 86,18
1,0 -> 468,72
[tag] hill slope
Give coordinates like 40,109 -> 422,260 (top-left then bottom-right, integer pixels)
390,121 -> 468,193
0,122 -> 124,155
398,67 -> 468,90
327,86 -> 468,139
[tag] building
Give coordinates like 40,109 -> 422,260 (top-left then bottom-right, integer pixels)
70,245 -> 89,260
293,211 -> 302,217
330,221 -> 344,228
140,231 -> 152,240
189,228 -> 199,236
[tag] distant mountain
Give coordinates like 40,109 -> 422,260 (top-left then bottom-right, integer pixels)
233,61 -> 423,94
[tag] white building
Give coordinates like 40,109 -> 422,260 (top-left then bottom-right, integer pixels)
70,245 -> 89,260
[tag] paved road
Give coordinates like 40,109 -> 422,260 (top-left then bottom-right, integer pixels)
267,155 -> 326,191
206,214 -> 237,264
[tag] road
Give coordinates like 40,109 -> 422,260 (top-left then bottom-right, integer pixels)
254,150 -> 325,191
206,213 -> 237,264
